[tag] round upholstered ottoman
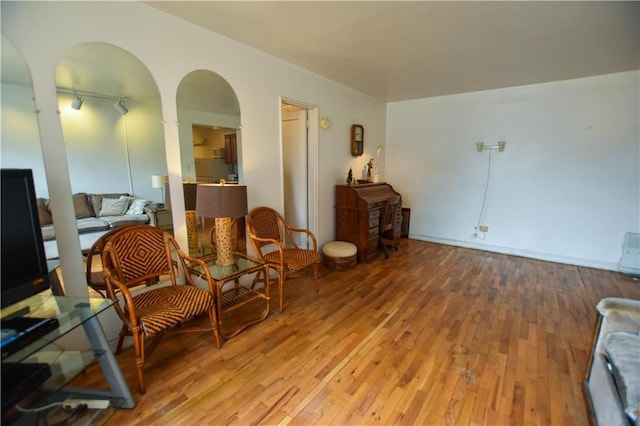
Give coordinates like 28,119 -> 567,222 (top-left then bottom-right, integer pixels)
323,241 -> 357,270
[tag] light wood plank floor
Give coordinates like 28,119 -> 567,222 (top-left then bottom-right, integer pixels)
76,239 -> 640,425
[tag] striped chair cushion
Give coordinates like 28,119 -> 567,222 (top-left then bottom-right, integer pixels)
265,249 -> 320,274
130,285 -> 214,335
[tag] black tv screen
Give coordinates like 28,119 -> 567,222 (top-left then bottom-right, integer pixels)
1,169 -> 50,308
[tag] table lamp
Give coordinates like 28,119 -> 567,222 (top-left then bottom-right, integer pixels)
196,181 -> 248,266
151,175 -> 168,205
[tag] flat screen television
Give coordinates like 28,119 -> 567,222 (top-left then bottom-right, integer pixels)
1,169 -> 50,308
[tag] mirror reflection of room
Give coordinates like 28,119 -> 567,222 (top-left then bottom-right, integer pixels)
192,124 -> 238,184
191,124 -> 243,258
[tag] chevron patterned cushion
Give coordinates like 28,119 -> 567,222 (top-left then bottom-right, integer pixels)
265,248 -> 320,274
130,285 -> 214,335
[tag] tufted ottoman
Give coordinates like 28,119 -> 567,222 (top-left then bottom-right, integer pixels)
322,241 -> 357,270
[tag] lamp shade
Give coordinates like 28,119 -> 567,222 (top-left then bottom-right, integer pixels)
196,184 -> 248,219
183,183 -> 198,211
151,175 -> 168,189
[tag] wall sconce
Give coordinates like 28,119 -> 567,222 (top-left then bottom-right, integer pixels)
113,99 -> 129,115
71,94 -> 84,110
476,141 -> 506,152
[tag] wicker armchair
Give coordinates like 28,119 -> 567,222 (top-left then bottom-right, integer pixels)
246,207 -> 319,312
101,225 -> 220,394
85,226 -> 135,297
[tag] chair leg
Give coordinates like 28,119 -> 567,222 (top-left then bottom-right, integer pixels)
132,329 -> 146,394
313,262 -> 319,293
116,324 -> 128,354
278,268 -> 285,313
380,237 -> 390,259
209,308 -> 221,348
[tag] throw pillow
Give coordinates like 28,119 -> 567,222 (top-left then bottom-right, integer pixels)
37,198 -> 53,225
72,193 -> 93,219
126,198 -> 151,215
89,193 -> 129,217
99,196 -> 130,217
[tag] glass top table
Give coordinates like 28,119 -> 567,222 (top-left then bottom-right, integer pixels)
1,294 -> 135,416
188,252 -> 270,340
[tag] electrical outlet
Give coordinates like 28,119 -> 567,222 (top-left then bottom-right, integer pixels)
478,225 -> 489,233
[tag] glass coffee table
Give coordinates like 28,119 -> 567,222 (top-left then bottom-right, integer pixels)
189,252 -> 270,341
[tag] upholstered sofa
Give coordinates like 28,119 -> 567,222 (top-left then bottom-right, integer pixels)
37,192 -> 158,259
584,297 -> 640,426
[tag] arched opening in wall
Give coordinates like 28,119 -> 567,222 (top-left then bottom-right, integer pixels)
176,70 -> 242,257
54,42 -> 164,293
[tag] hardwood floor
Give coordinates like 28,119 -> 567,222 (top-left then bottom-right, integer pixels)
77,239 -> 640,425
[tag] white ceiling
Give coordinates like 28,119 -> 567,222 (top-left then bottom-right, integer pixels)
146,1 -> 639,101
2,2 -> 638,110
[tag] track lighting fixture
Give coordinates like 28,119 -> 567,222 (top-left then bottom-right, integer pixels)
113,100 -> 129,115
71,94 -> 84,110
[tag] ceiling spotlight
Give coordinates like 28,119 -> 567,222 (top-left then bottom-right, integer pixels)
113,100 -> 128,115
71,94 -> 84,110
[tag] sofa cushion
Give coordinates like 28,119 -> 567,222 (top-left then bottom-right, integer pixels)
603,331 -> 640,423
89,193 -> 129,216
41,224 -> 55,241
99,197 -> 130,217
37,198 -> 53,226
76,217 -> 111,234
71,193 -> 93,218
103,214 -> 149,228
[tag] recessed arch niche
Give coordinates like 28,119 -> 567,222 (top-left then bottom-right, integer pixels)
176,69 -> 242,254
1,35 -> 46,191
56,42 -> 165,203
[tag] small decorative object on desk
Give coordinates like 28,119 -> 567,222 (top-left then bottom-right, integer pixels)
366,158 -> 374,181
346,168 -> 353,184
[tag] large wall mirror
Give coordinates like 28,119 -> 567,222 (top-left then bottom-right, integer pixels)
176,70 -> 242,257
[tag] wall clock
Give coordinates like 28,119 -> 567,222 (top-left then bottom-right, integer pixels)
351,124 -> 364,156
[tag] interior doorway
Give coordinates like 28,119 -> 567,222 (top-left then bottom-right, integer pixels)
281,100 -> 318,248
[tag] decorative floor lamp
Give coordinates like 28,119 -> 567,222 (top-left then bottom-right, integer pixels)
196,181 -> 248,266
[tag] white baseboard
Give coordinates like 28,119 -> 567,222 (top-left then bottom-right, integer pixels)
409,233 -> 620,272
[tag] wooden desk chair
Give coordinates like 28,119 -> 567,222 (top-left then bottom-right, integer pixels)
379,196 -> 401,258
246,207 -> 319,312
101,225 -> 220,394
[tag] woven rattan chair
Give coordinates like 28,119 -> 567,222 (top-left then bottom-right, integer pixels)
101,225 -> 220,394
85,226 -> 133,297
246,207 -> 319,312
379,196 -> 401,258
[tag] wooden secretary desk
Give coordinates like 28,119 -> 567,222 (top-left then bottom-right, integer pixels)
335,182 -> 402,263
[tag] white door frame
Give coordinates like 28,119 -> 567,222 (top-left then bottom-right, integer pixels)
280,97 -> 318,242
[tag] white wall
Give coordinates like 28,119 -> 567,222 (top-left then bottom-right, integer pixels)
387,71 -> 639,270
2,2 -> 386,299
1,83 -> 48,195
